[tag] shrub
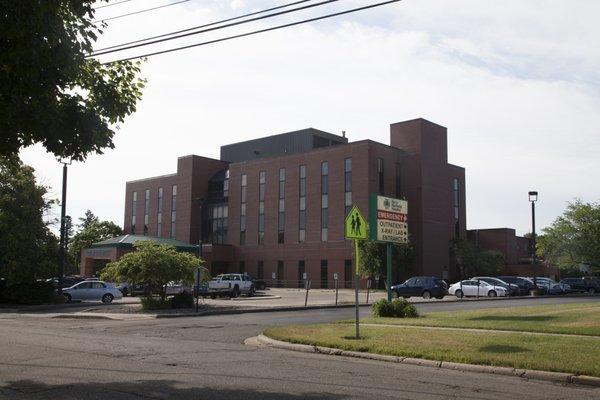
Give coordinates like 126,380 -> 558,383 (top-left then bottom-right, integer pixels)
140,297 -> 171,310
140,291 -> 195,310
372,298 -> 418,318
171,291 -> 194,309
0,281 -> 55,305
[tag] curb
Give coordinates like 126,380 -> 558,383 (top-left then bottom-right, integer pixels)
153,303 -> 373,318
255,334 -> 600,388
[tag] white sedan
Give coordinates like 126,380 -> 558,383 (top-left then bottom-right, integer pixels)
449,280 -> 508,298
63,280 -> 123,303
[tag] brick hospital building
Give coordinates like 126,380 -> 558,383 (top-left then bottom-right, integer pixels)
121,118 -> 466,286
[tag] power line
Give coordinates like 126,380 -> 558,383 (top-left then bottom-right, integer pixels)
95,0 -> 190,23
95,0 -> 136,9
101,0 -> 401,64
94,0 -> 313,54
90,0 -> 337,57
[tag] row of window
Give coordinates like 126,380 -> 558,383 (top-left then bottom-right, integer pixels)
242,259 -> 354,289
131,185 -> 177,238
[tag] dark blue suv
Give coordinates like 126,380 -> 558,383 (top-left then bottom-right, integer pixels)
391,276 -> 448,299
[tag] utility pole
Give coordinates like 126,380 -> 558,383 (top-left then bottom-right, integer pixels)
58,160 -> 71,295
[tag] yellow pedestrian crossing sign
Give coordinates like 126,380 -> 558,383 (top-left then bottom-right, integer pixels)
345,205 -> 367,240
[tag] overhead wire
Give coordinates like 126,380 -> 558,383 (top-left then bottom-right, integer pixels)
90,0 -> 337,57
100,0 -> 401,64
95,0 -> 136,9
94,0 -> 190,23
93,0 -> 313,54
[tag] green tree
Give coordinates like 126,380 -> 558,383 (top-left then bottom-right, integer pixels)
0,1 -> 145,161
358,239 -> 414,286
0,157 -> 59,284
537,200 -> 600,274
78,210 -> 99,230
68,215 -> 123,272
100,241 -> 206,300
451,238 -> 504,278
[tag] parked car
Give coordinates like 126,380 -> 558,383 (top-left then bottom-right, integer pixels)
208,273 -> 256,298
497,276 -> 547,296
165,281 -> 192,296
449,280 -> 508,298
471,277 -> 520,296
390,276 -> 448,299
529,277 -> 569,295
559,277 -> 600,294
63,281 -> 123,303
46,275 -> 86,289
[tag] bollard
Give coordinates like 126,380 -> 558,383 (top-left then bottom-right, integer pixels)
366,279 -> 371,304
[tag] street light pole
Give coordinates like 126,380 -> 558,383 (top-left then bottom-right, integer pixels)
529,191 -> 538,290
58,160 -> 71,295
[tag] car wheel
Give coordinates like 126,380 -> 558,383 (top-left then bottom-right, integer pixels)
64,293 -> 72,303
488,290 -> 497,297
588,288 -> 596,295
231,285 -> 240,298
248,285 -> 256,297
422,291 -> 431,300
102,294 -> 114,304
455,289 -> 463,299
210,294 -> 217,299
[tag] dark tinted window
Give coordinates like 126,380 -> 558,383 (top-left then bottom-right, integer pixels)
405,278 -> 416,286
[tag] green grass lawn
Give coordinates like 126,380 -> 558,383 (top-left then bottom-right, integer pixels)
265,302 -> 600,377
357,302 -> 600,336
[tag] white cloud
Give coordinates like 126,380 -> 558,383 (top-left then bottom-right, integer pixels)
21,0 -> 600,236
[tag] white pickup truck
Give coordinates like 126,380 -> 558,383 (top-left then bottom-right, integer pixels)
205,274 -> 256,298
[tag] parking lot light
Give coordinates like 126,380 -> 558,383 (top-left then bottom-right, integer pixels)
529,191 -> 538,291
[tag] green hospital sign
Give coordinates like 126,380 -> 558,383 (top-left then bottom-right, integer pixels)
369,195 -> 408,244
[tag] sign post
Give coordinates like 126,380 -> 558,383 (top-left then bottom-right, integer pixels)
194,267 -> 204,313
345,204 -> 367,339
369,195 -> 409,301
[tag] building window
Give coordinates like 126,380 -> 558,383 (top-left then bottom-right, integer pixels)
257,261 -> 264,280
321,161 -> 328,242
344,158 -> 352,216
378,158 -> 384,195
344,259 -> 352,288
298,260 -> 305,288
207,204 -> 228,244
395,163 -> 401,198
277,261 -> 284,287
278,168 -> 285,244
240,173 -> 247,245
143,189 -> 150,235
320,260 -> 328,289
157,187 -> 163,237
170,185 -> 177,238
239,261 -> 245,274
131,191 -> 137,233
453,178 -> 460,238
258,171 -> 266,244
299,165 -> 306,243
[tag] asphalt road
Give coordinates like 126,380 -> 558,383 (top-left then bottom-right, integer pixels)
1,297 -> 599,399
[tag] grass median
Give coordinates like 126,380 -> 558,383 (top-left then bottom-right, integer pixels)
357,301 -> 600,336
264,302 -> 600,377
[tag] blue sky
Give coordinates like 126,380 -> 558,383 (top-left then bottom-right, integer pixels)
21,0 -> 600,235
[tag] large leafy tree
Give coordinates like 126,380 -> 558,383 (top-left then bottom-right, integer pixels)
0,1 -> 145,161
537,200 -> 600,274
0,157 -> 59,284
100,241 -> 206,300
67,210 -> 122,273
358,239 -> 414,286
451,238 -> 504,278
